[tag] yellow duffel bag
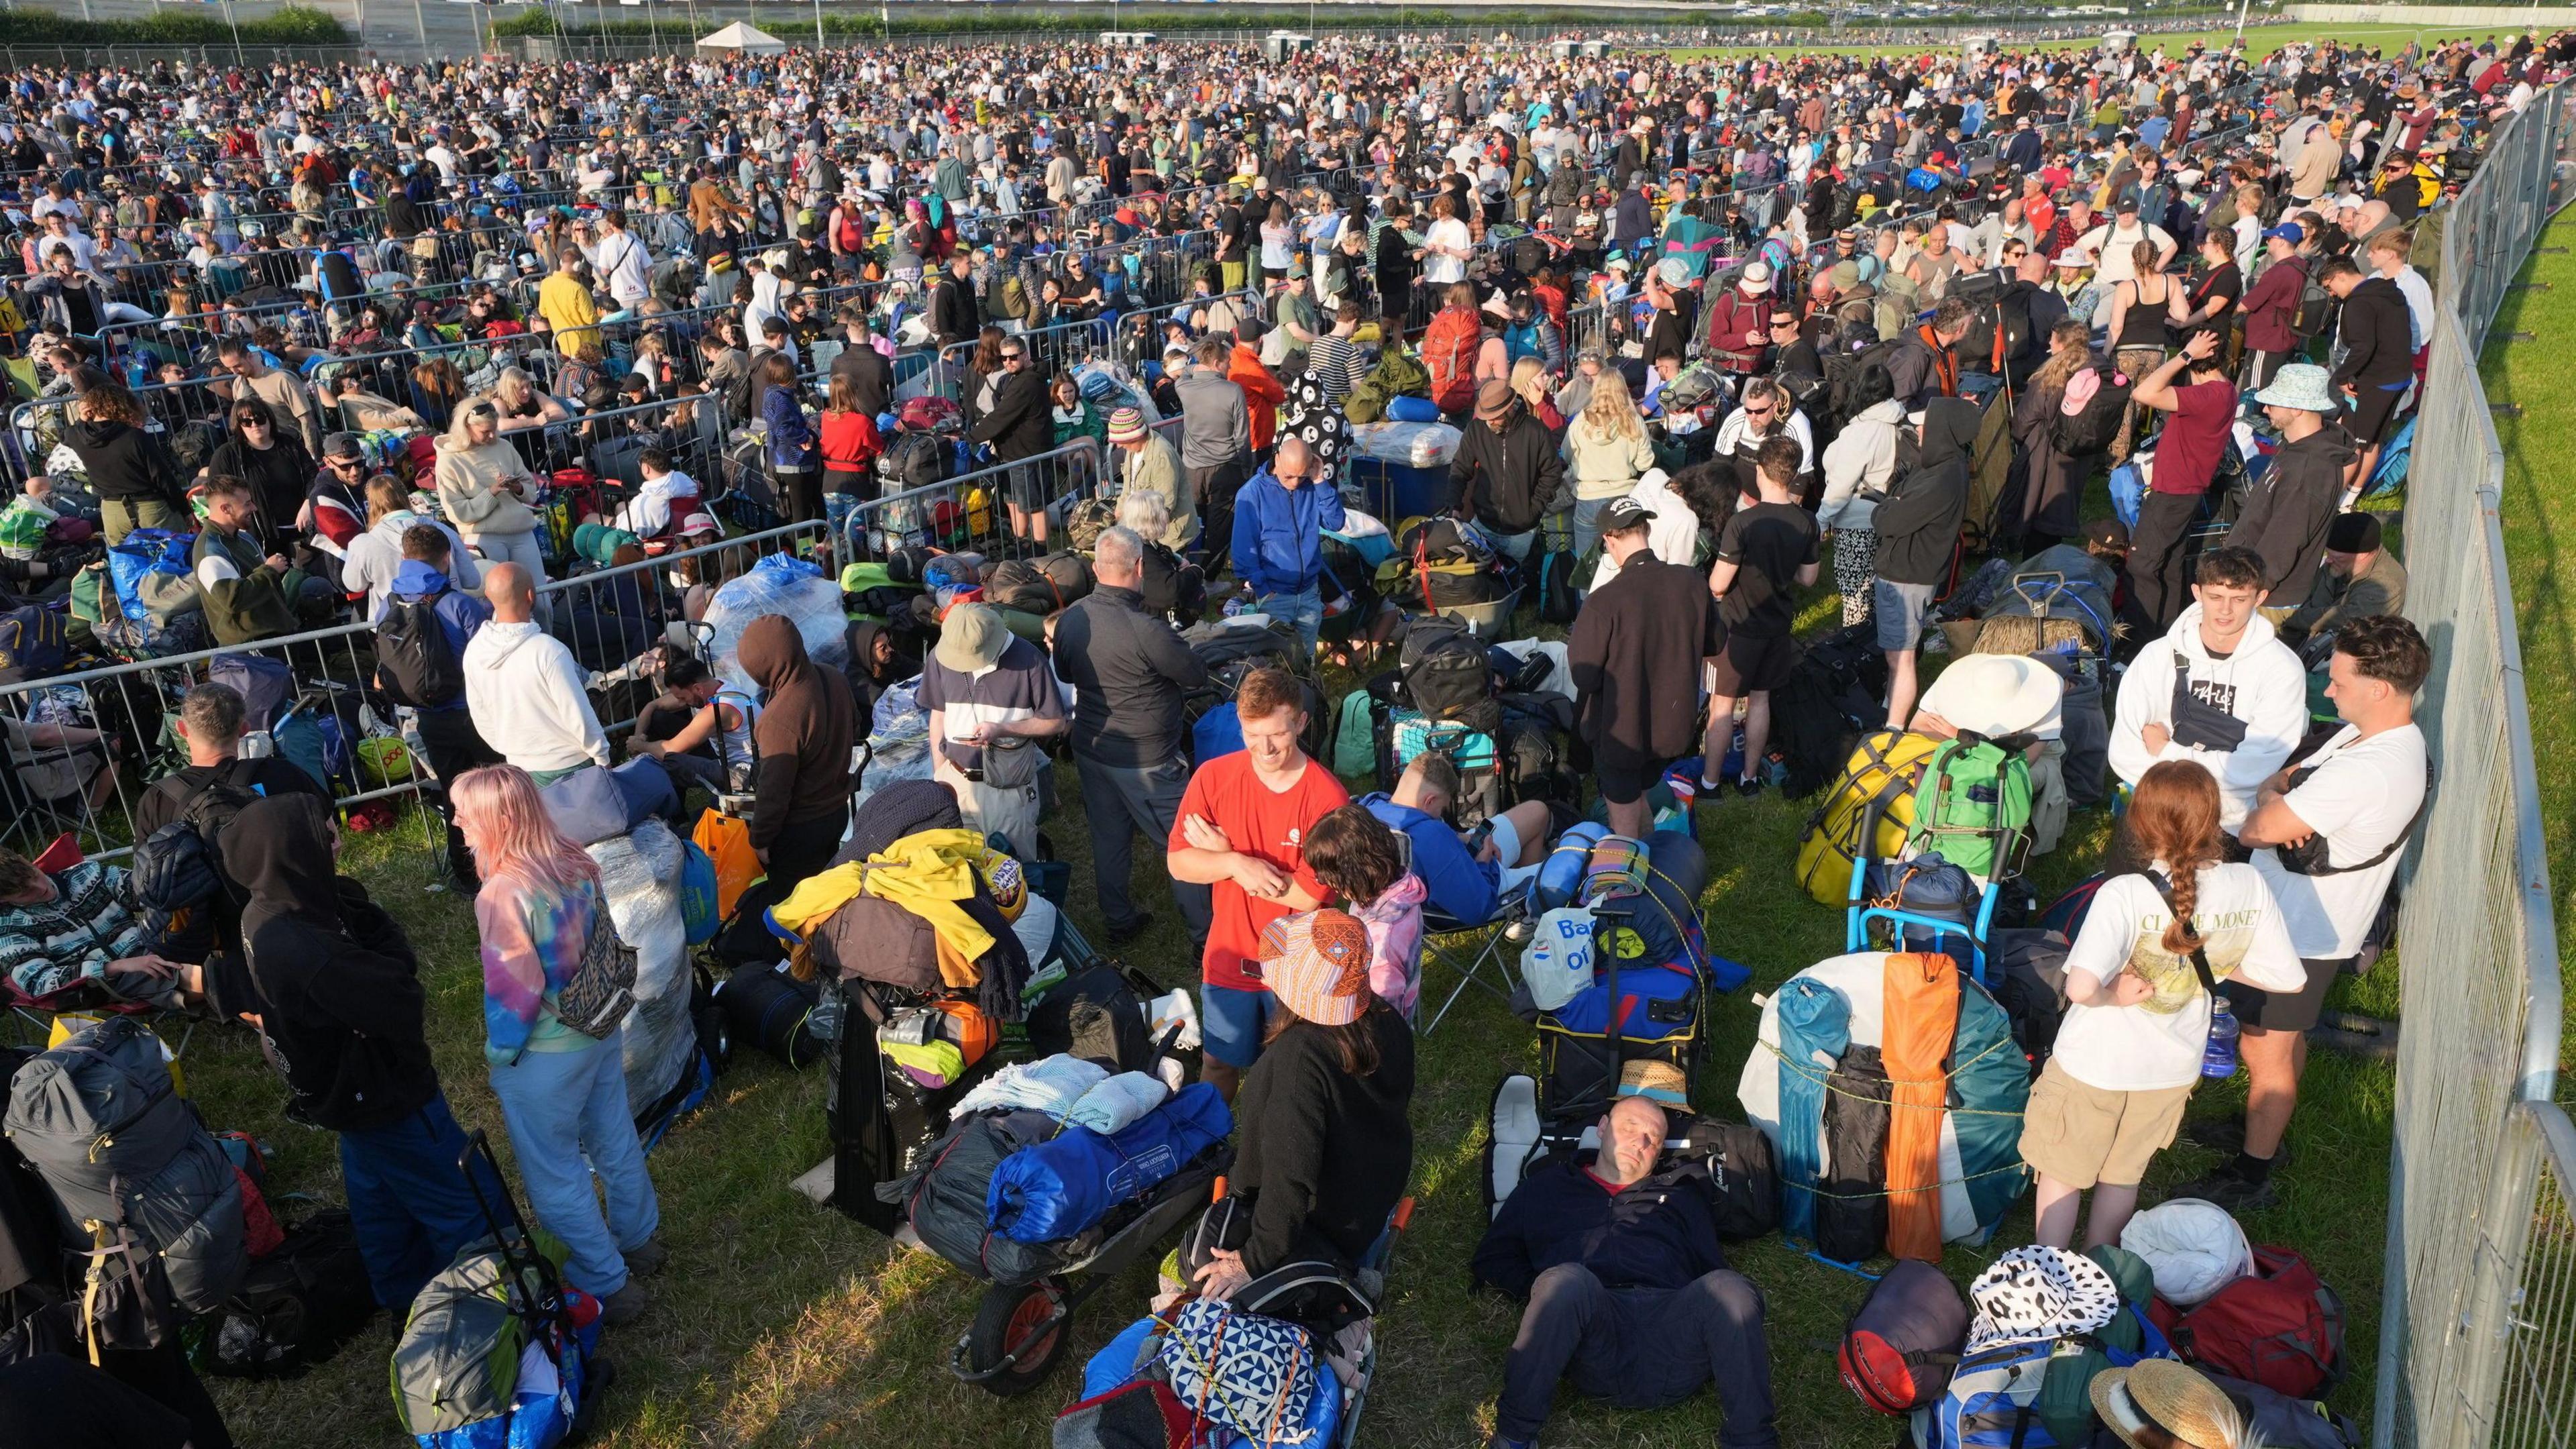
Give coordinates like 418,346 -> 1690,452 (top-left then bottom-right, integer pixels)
1791,730 -> 1941,906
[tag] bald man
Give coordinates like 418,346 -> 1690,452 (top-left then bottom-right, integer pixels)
1229,434 -> 1344,655
1472,1096 -> 1779,1449
461,562 -> 609,780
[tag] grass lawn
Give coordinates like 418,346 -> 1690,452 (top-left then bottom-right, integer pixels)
2483,205 -> 2576,1091
157,564 -> 2404,1446
1672,21 -> 2480,61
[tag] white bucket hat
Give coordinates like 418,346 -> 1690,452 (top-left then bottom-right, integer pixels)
1927,654 -> 2063,739
2253,362 -> 2341,415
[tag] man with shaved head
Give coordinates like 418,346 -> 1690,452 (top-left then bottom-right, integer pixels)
462,562 -> 608,780
1472,1095 -> 1780,1449
1228,434 -> 1342,655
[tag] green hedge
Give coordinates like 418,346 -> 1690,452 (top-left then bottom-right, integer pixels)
0,4 -> 347,46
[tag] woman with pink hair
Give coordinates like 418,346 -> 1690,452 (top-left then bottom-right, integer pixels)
453,763 -> 663,1326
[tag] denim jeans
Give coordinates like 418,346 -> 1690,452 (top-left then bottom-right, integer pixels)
1570,497 -> 1617,563
489,1030 -> 661,1298
338,1093 -> 507,1311
1256,584 -> 1323,656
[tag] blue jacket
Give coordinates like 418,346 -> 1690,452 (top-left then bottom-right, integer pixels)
390,559 -> 491,713
1362,792 -> 1498,926
762,384 -> 819,470
1229,466 -> 1345,600
1470,1153 -> 1730,1299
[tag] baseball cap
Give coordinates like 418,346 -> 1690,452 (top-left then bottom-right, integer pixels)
1601,496 -> 1657,533
2263,221 -> 2306,244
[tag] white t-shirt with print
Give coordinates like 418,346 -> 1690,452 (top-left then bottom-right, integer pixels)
2249,722 -> 2426,960
2055,864 -> 2305,1092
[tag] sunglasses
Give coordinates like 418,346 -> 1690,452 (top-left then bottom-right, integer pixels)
1741,405 -> 1775,418
329,456 -> 362,468
237,416 -> 270,428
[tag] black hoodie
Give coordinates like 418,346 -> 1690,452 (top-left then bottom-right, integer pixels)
1872,396 -> 1976,588
203,794 -> 441,1133
66,417 -> 188,509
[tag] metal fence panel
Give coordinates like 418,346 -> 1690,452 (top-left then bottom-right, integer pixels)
2375,80 -> 2571,1449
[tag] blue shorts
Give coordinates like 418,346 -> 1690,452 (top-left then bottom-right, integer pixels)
1201,982 -> 1277,1070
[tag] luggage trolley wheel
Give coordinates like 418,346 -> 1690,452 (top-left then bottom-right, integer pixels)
958,1275 -> 1072,1397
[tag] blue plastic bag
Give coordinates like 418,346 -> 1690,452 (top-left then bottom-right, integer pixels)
678,842 -> 720,945
105,529 -> 194,621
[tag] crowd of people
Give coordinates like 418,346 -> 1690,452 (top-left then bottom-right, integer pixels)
0,19 -> 2548,1448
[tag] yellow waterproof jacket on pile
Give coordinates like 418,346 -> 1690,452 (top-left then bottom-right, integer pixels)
771,828 -> 996,989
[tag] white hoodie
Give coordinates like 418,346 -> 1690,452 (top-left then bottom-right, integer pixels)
2108,602 -> 2308,830
1587,469 -> 1703,590
462,619 -> 608,775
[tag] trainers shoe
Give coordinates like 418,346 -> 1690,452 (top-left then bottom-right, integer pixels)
1105,913 -> 1157,947
598,1281 -> 652,1327
2176,1168 -> 2279,1214
1733,776 -> 1764,800
621,1238 -> 667,1278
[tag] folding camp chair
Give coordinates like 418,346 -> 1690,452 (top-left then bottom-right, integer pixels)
1418,898 -> 1526,1036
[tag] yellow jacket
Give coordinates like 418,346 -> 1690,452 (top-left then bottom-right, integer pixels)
771,828 -> 995,983
538,270 -> 601,356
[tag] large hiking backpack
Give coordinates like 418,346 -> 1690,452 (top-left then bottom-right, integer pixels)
1794,730 -> 1943,906
1668,1113 -> 1780,1242
1839,1258 -> 1970,1413
2150,1246 -> 2347,1399
1775,625 -> 1895,799
1399,616 -> 1497,735
3,1016 -> 247,1349
375,593 -> 464,708
1345,343 -> 1428,425
1907,736 -> 2034,879
2051,364 -> 2131,456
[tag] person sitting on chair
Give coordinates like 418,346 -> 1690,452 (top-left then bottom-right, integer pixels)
1472,1095 -> 1780,1449
1361,752 -> 1552,928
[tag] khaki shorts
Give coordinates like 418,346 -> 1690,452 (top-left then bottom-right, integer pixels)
2018,1059 -> 2194,1190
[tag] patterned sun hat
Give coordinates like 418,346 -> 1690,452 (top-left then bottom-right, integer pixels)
1257,909 -> 1371,1027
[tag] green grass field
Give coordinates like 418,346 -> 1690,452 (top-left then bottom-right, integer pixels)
157,571 -> 2406,1446
2483,207 -> 2576,1089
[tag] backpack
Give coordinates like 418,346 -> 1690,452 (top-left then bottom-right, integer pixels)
987,551 -> 1095,615
203,1208 -> 378,1378
882,430 -> 953,492
0,603 -> 68,684
2050,363 -> 2131,455
1963,387 -> 2019,551
3,1015 -> 248,1349
1825,339 -> 1903,425
129,765 -> 268,961
727,347 -> 777,421
1774,624 -> 1897,800
1065,497 -> 1119,553
1907,736 -> 2033,879
375,593 -> 464,708
1839,1258 -> 1970,1413
2151,1246 -> 2346,1399
1915,1309 -> 2175,1449
1399,616 -> 1495,733
1669,1114 -> 1781,1242
1022,963 -> 1151,1073
1794,729 -> 1943,906
2292,270 -> 2335,339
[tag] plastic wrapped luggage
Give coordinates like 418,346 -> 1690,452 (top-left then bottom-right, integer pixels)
702,554 -> 849,699
1349,419 -> 1464,469
588,820 -> 699,1122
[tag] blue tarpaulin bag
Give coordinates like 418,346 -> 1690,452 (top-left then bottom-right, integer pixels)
105,529 -> 194,620
985,1083 -> 1231,1244
678,843 -> 720,945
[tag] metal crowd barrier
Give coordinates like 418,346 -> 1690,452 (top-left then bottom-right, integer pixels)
2368,79 -> 2574,1449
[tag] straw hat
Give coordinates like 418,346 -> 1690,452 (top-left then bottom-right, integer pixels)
2088,1360 -> 2248,1449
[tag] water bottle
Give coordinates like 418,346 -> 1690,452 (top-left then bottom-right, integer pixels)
2202,996 -> 2241,1079
1221,593 -> 1247,619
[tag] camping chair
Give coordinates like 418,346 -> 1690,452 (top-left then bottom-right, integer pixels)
1417,898 -> 1525,1037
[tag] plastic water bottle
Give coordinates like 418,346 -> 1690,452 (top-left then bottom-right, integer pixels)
2202,997 -> 2241,1079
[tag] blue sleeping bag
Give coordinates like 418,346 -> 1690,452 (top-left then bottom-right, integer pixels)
987,1083 -> 1232,1244
106,529 -> 195,620
1589,829 -> 1707,974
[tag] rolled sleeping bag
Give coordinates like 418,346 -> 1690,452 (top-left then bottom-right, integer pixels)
716,963 -> 824,1069
986,1082 -> 1231,1244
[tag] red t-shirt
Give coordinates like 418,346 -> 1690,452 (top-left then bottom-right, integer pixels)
2151,378 -> 2239,496
1169,752 -> 1348,991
